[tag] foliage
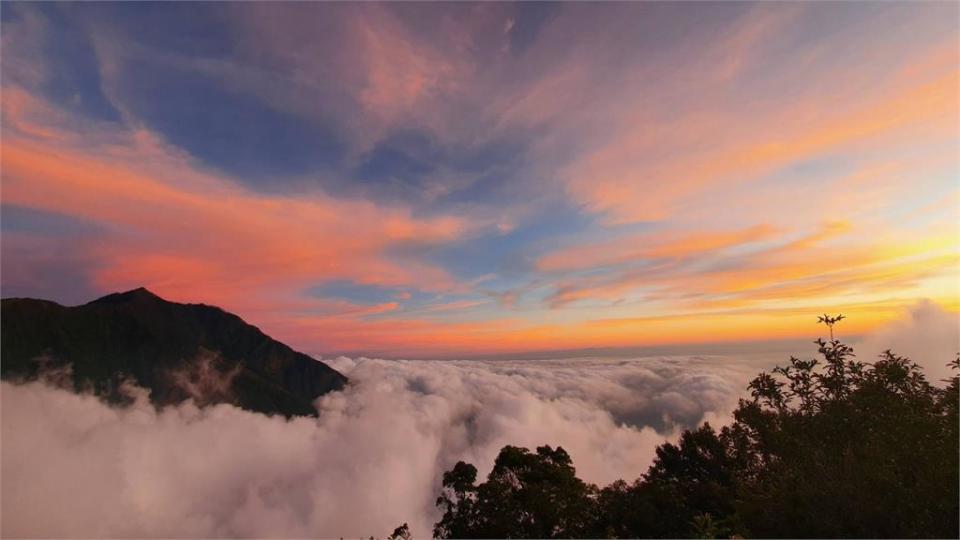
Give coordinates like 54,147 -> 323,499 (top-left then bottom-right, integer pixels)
729,340 -> 958,538
432,324 -> 959,538
435,445 -> 598,538
389,523 -> 412,540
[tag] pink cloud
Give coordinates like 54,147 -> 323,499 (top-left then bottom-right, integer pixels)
1,91 -> 473,350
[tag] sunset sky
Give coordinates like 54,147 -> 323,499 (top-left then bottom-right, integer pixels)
2,2 -> 957,357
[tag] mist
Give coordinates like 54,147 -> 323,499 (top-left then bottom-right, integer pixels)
2,354 -> 768,538
857,300 -> 959,383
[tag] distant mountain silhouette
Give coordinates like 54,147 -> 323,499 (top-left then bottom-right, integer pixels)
1,287 -> 347,417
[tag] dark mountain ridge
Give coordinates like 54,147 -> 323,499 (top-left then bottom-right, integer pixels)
1,287 -> 347,416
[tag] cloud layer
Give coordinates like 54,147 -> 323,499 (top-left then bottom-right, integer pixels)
2,353 -> 770,538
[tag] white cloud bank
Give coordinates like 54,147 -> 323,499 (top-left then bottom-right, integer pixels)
2,355 -> 767,538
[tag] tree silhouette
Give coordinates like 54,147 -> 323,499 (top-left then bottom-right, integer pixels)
817,313 -> 845,341
435,446 -> 598,538
432,317 -> 959,539
389,523 -> 411,540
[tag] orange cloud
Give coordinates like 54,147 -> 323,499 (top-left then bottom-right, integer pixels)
544,220 -> 957,312
538,224 -> 779,273
564,42 -> 958,224
1,97 -> 468,325
278,296 -> 958,358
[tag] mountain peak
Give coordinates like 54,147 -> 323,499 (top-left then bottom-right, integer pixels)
3,289 -> 347,417
88,287 -> 164,305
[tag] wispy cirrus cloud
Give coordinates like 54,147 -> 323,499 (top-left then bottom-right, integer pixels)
1,89 -> 480,351
1,2 -> 956,355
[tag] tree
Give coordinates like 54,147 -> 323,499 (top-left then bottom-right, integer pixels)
434,461 -> 480,539
731,342 -> 958,537
817,313 -> 845,341
593,424 -> 744,538
434,446 -> 598,538
389,523 -> 412,540
432,324 -> 959,539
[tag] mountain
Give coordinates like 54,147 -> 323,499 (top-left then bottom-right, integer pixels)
1,287 -> 347,417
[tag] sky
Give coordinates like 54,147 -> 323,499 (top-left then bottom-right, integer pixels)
1,2 -> 958,357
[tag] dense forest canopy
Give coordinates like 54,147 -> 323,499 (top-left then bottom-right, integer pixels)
431,320 -> 959,539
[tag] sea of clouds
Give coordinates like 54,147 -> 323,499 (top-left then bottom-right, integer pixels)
2,302 -> 956,538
